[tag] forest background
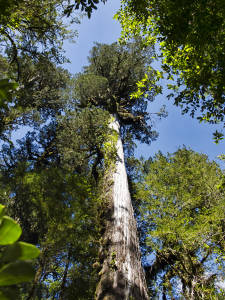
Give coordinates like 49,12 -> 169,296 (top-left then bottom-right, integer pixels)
0,0 -> 225,299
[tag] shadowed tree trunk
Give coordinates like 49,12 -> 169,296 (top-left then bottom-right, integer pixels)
59,247 -> 72,300
26,253 -> 46,300
95,116 -> 149,300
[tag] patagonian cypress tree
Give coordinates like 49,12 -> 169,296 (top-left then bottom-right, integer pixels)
74,40 -> 163,299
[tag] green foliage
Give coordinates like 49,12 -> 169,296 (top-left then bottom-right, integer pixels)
0,260 -> 35,286
0,0 -> 102,140
137,149 -> 225,298
213,130 -> 224,144
116,0 -> 225,134
0,78 -> 19,134
0,122 -> 103,298
0,204 -> 40,300
0,0 -> 17,24
0,0 -> 108,138
2,241 -> 40,262
0,55 -> 72,140
0,79 -> 18,104
0,0 -> 74,64
0,0 -> 105,70
0,216 -> 21,245
57,106 -> 111,175
74,41 -> 163,146
64,0 -> 107,18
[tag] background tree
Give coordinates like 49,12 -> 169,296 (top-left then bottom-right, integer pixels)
0,0 -> 106,140
0,101 -> 112,298
0,0 -> 106,64
0,2 -> 114,296
0,56 -> 72,141
116,0 -> 225,141
136,148 -> 225,299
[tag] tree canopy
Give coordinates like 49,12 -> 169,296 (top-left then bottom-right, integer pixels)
136,148 -> 225,298
116,0 -> 225,141
0,107 -> 105,299
0,0 -> 107,140
74,41 -> 166,147
0,0 -> 106,63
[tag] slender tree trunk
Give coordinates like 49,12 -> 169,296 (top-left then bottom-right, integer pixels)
95,116 -> 149,300
26,262 -> 44,300
59,247 -> 71,300
26,247 -> 47,300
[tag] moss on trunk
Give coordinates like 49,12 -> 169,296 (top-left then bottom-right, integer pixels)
95,116 -> 149,300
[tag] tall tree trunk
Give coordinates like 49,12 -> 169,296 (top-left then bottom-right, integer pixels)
95,116 -> 149,300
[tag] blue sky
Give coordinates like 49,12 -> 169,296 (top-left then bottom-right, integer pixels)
63,0 -> 225,165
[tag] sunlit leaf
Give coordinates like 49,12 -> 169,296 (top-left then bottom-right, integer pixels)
0,216 -> 22,245
0,205 -> 5,220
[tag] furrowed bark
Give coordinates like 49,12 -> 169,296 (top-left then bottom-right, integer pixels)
95,116 -> 149,300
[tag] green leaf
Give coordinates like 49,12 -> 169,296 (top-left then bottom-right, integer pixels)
213,130 -> 224,144
2,242 -> 40,263
0,286 -> 20,300
0,205 -> 5,220
0,216 -> 22,245
0,260 -> 35,286
0,290 -> 9,300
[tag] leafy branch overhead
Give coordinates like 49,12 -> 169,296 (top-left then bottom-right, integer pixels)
116,0 -> 225,137
64,0 -> 107,18
0,0 -> 106,68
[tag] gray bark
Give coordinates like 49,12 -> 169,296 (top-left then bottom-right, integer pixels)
95,116 -> 149,300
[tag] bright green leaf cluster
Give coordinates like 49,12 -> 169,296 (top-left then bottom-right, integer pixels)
0,204 -> 40,300
116,0 -> 225,137
137,148 -> 225,298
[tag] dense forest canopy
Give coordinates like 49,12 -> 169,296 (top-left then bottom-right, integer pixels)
0,0 -> 225,299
